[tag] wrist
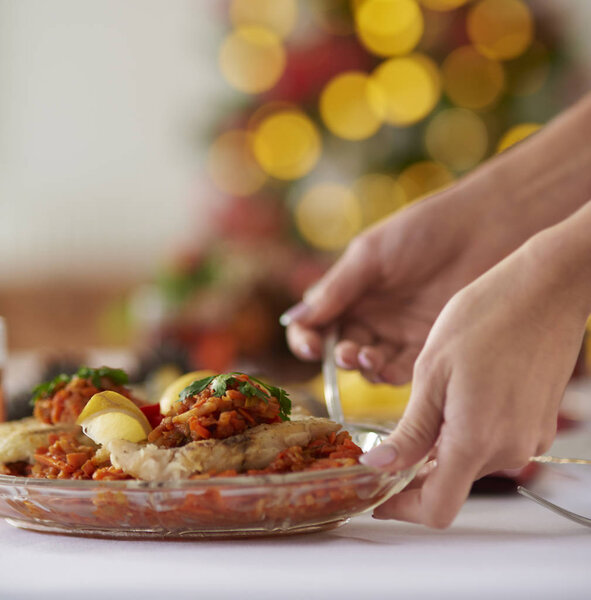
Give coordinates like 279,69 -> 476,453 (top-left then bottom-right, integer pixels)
523,203 -> 591,320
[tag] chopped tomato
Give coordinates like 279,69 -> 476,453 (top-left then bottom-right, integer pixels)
140,403 -> 164,428
189,418 -> 211,439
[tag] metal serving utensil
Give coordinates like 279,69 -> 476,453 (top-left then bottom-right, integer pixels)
517,455 -> 591,528
322,327 -> 391,452
529,455 -> 591,466
518,486 -> 591,528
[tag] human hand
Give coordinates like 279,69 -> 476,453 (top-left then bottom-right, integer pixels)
283,178 -> 514,385
362,219 -> 591,528
283,94 -> 591,385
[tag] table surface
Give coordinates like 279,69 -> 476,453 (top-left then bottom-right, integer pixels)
1,381 -> 590,599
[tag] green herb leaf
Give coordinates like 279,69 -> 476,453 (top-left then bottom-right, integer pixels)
179,375 -> 216,402
237,380 -> 269,403
30,373 -> 71,404
177,372 -> 292,421
75,366 -> 128,388
242,374 -> 292,422
212,374 -> 236,397
30,366 -> 130,405
94,366 -> 128,386
276,388 -> 292,422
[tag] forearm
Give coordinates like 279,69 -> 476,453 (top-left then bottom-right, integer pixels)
454,93 -> 591,250
524,199 -> 591,321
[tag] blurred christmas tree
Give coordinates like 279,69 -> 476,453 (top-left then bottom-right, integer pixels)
129,0 -> 586,378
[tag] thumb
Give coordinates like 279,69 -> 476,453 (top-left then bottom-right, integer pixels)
360,377 -> 443,472
280,237 -> 378,328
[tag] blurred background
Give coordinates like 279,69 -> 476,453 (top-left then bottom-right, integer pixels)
1,0 -> 590,419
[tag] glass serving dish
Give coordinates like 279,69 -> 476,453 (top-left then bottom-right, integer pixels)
0,463 -> 420,539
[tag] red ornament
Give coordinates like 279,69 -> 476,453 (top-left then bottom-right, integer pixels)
265,36 -> 373,104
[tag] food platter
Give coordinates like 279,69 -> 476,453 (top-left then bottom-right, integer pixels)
0,368 -> 421,539
0,463 -> 420,539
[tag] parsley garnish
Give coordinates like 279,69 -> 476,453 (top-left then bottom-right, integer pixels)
178,372 -> 292,421
179,375 -> 217,401
75,366 -> 128,388
31,374 -> 71,404
31,366 -> 129,404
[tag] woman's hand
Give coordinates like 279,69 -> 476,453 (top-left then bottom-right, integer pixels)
362,208 -> 591,528
283,177 -> 524,384
283,94 -> 591,385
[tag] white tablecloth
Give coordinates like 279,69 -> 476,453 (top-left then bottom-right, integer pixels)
1,454 -> 590,599
1,378 -> 590,599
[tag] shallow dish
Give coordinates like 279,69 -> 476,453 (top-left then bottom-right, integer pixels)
0,463 -> 420,539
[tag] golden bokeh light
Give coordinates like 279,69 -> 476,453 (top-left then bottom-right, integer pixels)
230,0 -> 298,39
467,0 -> 533,61
419,0 -> 469,10
354,173 -> 407,225
397,161 -> 454,202
355,0 -> 424,57
425,108 -> 489,172
253,110 -> 322,180
219,26 -> 286,94
320,71 -> 385,140
294,183 -> 362,251
247,101 -> 296,131
372,53 -> 441,126
442,45 -> 505,109
497,122 -> 542,152
207,130 -> 267,196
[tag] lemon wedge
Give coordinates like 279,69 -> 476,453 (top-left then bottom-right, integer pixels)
159,370 -> 215,415
309,369 -> 411,422
76,391 -> 152,446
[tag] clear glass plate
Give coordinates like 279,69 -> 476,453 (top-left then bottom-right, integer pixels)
0,463 -> 420,539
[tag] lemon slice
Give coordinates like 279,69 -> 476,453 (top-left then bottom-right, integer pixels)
159,370 -> 215,415
76,391 -> 152,446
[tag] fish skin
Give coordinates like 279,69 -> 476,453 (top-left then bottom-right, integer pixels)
108,417 -> 341,481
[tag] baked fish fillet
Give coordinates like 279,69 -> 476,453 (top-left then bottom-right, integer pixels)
108,417 -> 341,481
0,417 -> 85,464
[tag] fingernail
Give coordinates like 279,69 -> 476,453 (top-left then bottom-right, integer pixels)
299,343 -> 315,360
302,283 -> 321,305
358,351 -> 373,371
279,302 -> 310,326
360,443 -> 397,468
336,355 -> 352,369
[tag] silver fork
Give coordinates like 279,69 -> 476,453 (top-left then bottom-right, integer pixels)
517,486 -> 591,528
322,327 -> 391,452
518,455 -> 591,528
